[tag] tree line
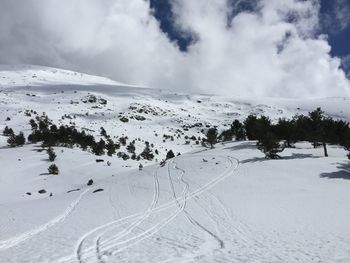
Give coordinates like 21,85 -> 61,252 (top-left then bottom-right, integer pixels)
206,108 -> 350,159
3,115 -> 156,161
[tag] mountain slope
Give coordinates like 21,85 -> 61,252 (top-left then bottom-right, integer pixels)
0,66 -> 349,263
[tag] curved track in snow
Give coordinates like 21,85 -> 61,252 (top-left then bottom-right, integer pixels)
70,154 -> 239,263
0,189 -> 89,251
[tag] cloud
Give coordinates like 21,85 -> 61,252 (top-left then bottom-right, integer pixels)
0,0 -> 349,98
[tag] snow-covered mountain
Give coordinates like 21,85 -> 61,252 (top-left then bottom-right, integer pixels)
0,65 -> 127,87
0,66 -> 349,263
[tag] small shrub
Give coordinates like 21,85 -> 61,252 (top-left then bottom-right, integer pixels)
166,150 -> 175,160
47,147 -> 57,162
3,126 -> 14,136
7,132 -> 25,147
48,164 -> 59,175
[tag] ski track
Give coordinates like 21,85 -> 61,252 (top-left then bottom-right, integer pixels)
70,154 -> 238,262
75,167 -> 161,263
0,189 -> 89,251
94,168 -> 160,262
170,159 -> 225,250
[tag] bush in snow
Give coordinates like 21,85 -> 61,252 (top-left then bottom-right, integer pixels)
48,164 -> 59,175
106,139 -> 116,156
231,120 -> 246,141
166,150 -> 175,160
206,128 -> 218,148
220,129 -> 233,142
126,142 -> 136,154
47,147 -> 57,162
92,139 -> 105,156
7,132 -> 25,147
140,143 -> 154,161
3,126 -> 14,136
119,136 -> 127,146
257,132 -> 284,159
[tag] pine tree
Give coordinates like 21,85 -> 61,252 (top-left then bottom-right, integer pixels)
257,131 -> 284,159
126,142 -> 136,154
7,132 -> 25,147
7,134 -> 17,147
29,119 -> 38,130
343,130 -> 350,159
275,118 -> 296,148
48,164 -> 59,175
100,127 -> 108,138
231,120 -> 245,140
206,128 -> 218,148
244,115 -> 258,140
166,150 -> 175,160
119,136 -> 127,146
308,108 -> 329,157
106,140 -> 116,156
140,143 -> 154,160
3,126 -> 14,136
47,147 -> 57,162
220,129 -> 233,142
92,139 -> 105,155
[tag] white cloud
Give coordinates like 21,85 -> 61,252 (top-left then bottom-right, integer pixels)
0,0 -> 349,98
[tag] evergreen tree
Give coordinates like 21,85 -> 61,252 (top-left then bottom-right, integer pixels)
3,126 -> 14,136
343,130 -> 350,159
140,143 -> 154,160
29,119 -> 38,130
92,139 -> 105,155
220,129 -> 233,142
275,118 -> 296,148
17,132 -> 26,146
231,120 -> 246,140
257,131 -> 284,159
100,127 -> 108,138
48,164 -> 59,175
47,147 -> 57,162
166,150 -> 175,160
244,115 -> 258,140
308,108 -> 329,157
119,136 -> 127,146
126,142 -> 136,154
106,139 -> 116,156
7,132 -> 25,147
293,114 -> 310,142
206,128 -> 218,148
7,134 -> 17,147
246,116 -> 285,159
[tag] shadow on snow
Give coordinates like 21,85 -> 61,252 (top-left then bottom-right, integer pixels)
320,162 -> 350,180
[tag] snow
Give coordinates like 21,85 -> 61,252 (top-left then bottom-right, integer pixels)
0,65 -> 127,87
0,65 -> 349,262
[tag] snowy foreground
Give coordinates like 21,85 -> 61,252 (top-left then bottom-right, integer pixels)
0,66 -> 350,263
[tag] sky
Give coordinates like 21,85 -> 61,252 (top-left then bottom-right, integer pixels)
0,0 -> 349,98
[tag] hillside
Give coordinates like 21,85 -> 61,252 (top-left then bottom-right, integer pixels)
0,66 -> 349,263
